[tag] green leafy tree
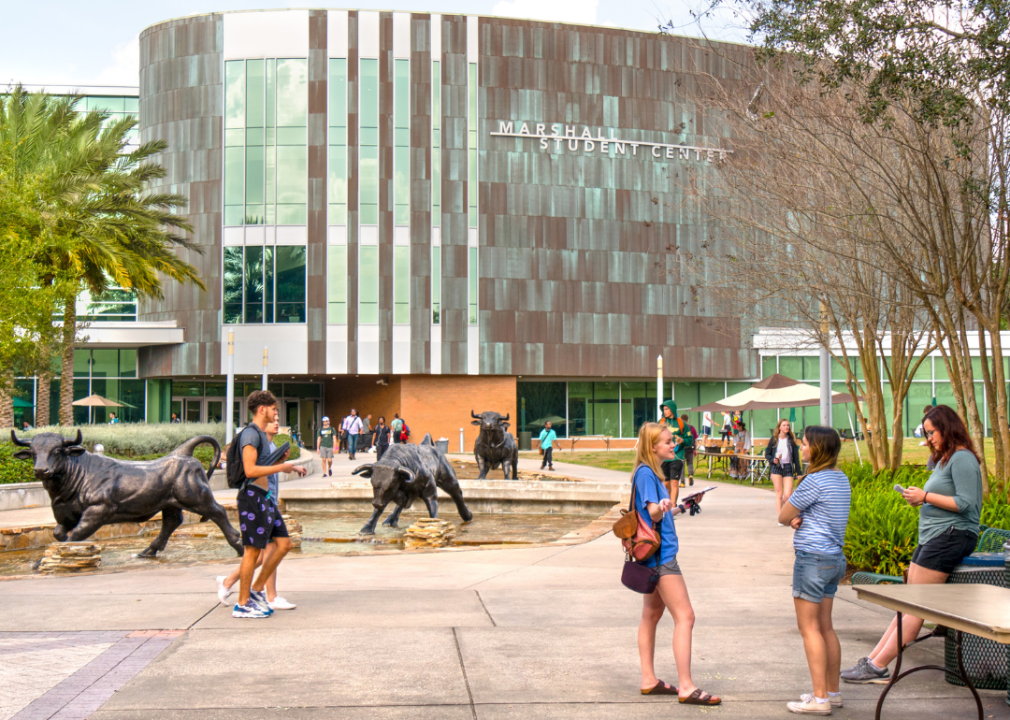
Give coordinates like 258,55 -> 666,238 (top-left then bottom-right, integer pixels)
0,87 -> 205,426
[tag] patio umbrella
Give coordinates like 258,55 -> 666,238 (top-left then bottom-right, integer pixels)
689,374 -> 859,413
71,394 -> 123,407
529,415 -> 567,428
13,397 -> 34,408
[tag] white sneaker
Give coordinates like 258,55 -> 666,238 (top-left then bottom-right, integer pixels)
217,576 -> 233,605
269,596 -> 297,610
828,693 -> 842,708
787,694 -> 832,715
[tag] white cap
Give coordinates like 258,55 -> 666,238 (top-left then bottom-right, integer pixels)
322,416 -> 330,421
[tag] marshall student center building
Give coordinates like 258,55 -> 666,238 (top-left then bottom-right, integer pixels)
17,8 -> 998,447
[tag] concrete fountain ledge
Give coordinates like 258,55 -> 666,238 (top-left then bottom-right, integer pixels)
281,479 -> 626,516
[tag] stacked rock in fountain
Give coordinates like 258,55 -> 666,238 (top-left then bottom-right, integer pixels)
282,515 -> 303,549
38,542 -> 101,573
404,518 -> 456,548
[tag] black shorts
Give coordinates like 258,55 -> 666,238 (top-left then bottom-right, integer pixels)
771,462 -> 795,477
663,459 -> 685,482
911,528 -> 978,574
237,484 -> 289,549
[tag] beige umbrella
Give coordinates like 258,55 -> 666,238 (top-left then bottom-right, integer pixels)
71,394 -> 123,407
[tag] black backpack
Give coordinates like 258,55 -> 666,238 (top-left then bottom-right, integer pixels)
226,427 -> 252,489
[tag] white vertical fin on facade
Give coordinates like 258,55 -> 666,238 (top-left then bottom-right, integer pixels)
467,227 -> 479,374
358,11 -> 380,373
223,10 -> 309,60
393,13 -> 410,59
392,12 -> 411,374
358,11 -> 380,58
327,10 -> 348,56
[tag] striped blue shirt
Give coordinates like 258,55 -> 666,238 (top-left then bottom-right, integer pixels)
788,469 -> 851,555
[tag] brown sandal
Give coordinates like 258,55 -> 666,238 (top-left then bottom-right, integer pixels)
641,680 -> 679,695
679,688 -> 721,705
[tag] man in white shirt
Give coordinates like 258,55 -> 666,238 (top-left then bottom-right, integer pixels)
702,411 -> 713,437
343,409 -> 364,461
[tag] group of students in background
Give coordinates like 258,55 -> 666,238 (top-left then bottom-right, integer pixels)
315,412 -> 411,475
631,403 -> 984,715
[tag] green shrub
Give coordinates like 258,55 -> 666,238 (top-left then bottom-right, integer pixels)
0,443 -> 36,484
981,492 -> 1010,531
11,424 -> 226,457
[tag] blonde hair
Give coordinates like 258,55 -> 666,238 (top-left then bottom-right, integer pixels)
634,422 -> 669,480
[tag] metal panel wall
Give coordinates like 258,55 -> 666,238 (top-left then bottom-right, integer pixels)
377,11 -> 393,374
345,11 -> 360,373
409,14 -> 433,374
478,19 -> 758,379
307,10 -> 328,374
137,14 -> 223,378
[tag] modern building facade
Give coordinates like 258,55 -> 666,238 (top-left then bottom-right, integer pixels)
21,10 -> 1000,446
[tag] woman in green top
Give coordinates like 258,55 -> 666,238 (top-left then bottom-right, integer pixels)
842,405 -> 982,685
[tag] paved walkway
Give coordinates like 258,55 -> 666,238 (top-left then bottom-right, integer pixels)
1,459 -> 1008,719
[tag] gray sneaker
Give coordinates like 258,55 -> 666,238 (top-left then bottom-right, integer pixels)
841,657 -> 889,684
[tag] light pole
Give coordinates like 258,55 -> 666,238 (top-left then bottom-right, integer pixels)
225,331 -> 235,443
262,346 -> 269,391
657,355 -> 664,421
820,300 -> 831,427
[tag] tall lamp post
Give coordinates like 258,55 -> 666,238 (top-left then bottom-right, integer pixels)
225,331 -> 235,443
820,300 -> 832,427
657,355 -> 664,421
262,346 -> 269,391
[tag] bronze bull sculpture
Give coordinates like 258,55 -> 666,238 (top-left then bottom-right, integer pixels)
471,410 -> 519,480
11,430 -> 242,558
352,434 -> 473,535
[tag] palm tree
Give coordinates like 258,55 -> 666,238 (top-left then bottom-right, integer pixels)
0,87 -> 205,425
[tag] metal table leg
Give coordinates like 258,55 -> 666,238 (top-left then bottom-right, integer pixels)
874,612 -> 983,720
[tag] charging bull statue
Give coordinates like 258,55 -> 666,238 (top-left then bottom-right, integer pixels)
471,410 -> 519,480
352,434 -> 473,535
10,430 -> 242,558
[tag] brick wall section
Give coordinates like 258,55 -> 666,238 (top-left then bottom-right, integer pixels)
323,377 -> 403,432
401,375 -> 515,449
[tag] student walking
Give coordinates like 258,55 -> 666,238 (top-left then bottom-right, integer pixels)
343,410 -> 363,460
702,411 -> 713,437
841,405 -> 981,685
317,416 -> 336,477
659,401 -> 687,488
680,414 -> 697,486
538,421 -> 557,471
720,411 -> 732,442
361,414 -> 373,451
765,419 -> 801,521
778,426 -> 851,714
391,414 -> 404,445
217,418 -> 297,611
372,416 -> 391,460
232,391 -> 307,619
633,422 -> 720,706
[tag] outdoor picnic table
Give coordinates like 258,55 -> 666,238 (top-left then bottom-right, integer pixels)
853,583 -> 1010,720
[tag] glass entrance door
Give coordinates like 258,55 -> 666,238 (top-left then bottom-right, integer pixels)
206,399 -> 224,423
184,398 -> 203,423
285,401 -> 299,441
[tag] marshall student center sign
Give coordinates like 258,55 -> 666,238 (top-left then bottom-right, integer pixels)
492,122 -> 731,162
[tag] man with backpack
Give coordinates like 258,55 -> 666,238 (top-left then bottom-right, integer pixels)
680,413 -> 698,487
390,414 -> 403,445
227,390 -> 307,619
659,400 -> 689,489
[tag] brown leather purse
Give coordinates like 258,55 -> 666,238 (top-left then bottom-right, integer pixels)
613,478 -> 661,562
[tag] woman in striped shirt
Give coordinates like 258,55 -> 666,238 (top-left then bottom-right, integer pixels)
778,426 -> 852,715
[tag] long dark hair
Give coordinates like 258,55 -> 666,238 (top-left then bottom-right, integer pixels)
772,418 -> 797,446
803,426 -> 841,475
925,405 -> 979,467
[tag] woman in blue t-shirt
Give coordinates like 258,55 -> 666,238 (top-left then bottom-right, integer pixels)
634,422 -> 720,706
778,426 -> 851,715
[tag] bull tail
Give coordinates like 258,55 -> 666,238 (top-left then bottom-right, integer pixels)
171,435 -> 223,482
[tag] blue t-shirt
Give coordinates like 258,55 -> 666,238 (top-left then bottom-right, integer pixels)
632,465 -> 679,567
538,429 -> 557,449
788,468 -> 852,555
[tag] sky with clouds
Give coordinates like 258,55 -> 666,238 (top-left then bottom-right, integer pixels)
1,1 -> 750,89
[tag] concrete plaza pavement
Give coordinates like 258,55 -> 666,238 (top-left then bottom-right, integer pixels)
2,456 -> 1009,719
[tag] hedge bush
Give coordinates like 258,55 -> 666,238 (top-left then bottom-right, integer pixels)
840,461 -> 1010,575
0,443 -> 35,484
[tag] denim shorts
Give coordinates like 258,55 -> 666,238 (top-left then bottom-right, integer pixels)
771,462 -> 795,477
657,556 -> 682,576
792,550 -> 847,603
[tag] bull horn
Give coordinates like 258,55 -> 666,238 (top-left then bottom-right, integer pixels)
502,413 -> 509,422
396,467 -> 417,484
63,429 -> 83,447
471,410 -> 480,419
10,430 -> 30,447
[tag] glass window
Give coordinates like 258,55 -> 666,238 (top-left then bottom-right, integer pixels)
276,59 -> 308,128
285,383 -> 321,398
620,381 -> 651,438
518,381 -> 567,439
276,145 -> 307,221
360,59 -> 378,226
224,147 -> 244,225
394,246 -> 410,324
264,246 -> 274,323
224,247 -> 243,323
762,356 -> 777,377
73,349 -> 91,377
118,348 -> 137,378
568,381 -> 592,436
205,383 -> 226,397
225,61 -> 246,129
172,382 -> 204,397
90,349 -> 118,378
912,355 -> 932,381
359,245 -> 379,324
246,59 -> 265,129
244,246 -> 264,323
328,245 -> 347,323
778,357 -> 802,381
673,382 -> 701,429
328,146 -> 347,225
468,246 -> 478,324
802,356 -> 820,381
328,59 -> 348,226
275,246 -> 306,323
431,246 -> 440,324
245,145 -> 265,222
